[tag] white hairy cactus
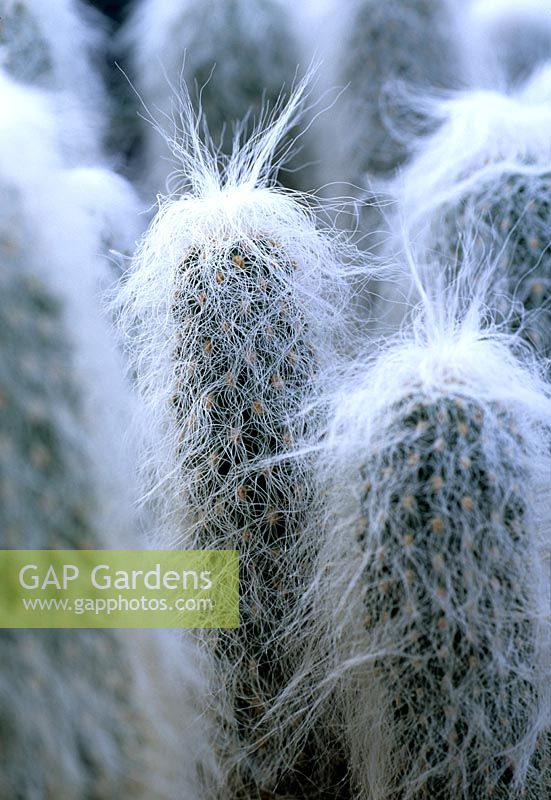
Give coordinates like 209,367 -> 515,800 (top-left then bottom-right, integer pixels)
116,82 -> 354,796
470,0 -> 551,87
0,74 -> 214,799
395,68 -> 551,366
122,0 -> 302,196
329,0 -> 465,183
269,266 -> 551,799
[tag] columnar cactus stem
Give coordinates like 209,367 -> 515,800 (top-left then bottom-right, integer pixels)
118,85 -> 352,797
334,0 -> 464,180
395,70 -> 551,366
268,275 -> 551,799
346,391 -> 548,798
0,199 -> 210,800
0,76 -> 213,800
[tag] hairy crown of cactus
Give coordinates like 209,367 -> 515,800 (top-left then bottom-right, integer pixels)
394,69 -> 551,366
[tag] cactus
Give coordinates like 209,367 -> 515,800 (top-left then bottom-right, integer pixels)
275,295 -> 551,799
394,71 -> 551,366
117,84 -> 352,797
333,0 -> 464,182
436,170 -> 551,368
0,78 -> 213,800
0,0 -> 108,151
122,0 -> 303,196
347,392 -> 549,798
0,201 -> 210,800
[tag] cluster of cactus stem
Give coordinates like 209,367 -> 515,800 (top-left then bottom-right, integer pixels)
345,389 -> 548,799
171,233 -> 349,797
4,1 -> 551,796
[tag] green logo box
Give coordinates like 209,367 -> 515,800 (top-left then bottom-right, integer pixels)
0,550 -> 239,629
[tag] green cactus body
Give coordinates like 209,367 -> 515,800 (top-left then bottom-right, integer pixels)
172,236 -> 348,797
347,391 -> 548,799
435,171 -> 551,367
339,0 -> 463,177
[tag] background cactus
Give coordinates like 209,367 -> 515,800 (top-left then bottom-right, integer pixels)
0,74 -> 214,800
0,0 -> 108,149
470,0 -> 551,87
331,0 -> 465,184
391,69 -> 551,364
121,0 -> 305,197
0,188 -> 212,800
117,87 -> 353,797
435,170 -> 551,368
